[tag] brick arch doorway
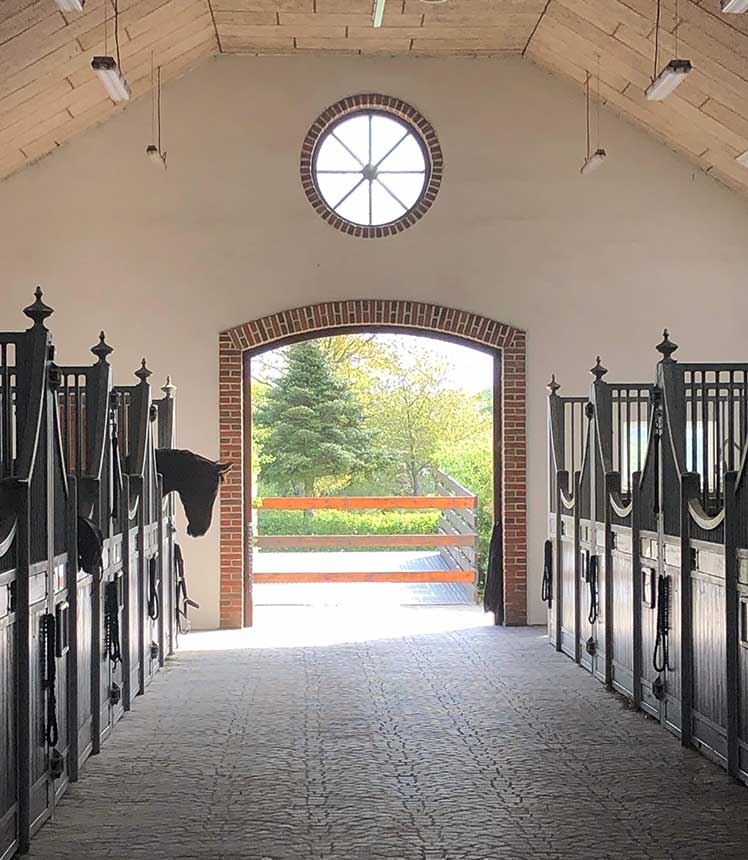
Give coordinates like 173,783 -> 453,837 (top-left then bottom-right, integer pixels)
218,300 -> 526,629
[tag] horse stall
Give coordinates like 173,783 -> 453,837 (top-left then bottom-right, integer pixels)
0,290 -> 185,858
546,332 -> 748,783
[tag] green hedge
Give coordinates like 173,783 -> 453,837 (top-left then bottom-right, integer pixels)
256,509 -> 440,551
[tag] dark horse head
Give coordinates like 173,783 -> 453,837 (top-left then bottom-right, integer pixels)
156,449 -> 232,537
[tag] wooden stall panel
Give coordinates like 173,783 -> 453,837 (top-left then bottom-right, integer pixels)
28,589 -> 50,836
578,535 -> 595,675
126,530 -> 141,702
75,572 -> 93,767
738,573 -> 748,779
639,539 -> 660,720
547,515 -> 556,645
691,550 -> 728,767
611,543 -> 634,699
593,538 -> 607,686
560,529 -> 576,659
0,576 -> 18,860
662,549 -> 683,738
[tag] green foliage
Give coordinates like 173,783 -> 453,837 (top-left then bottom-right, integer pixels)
257,509 -> 439,551
439,440 -> 494,589
254,340 -> 379,495
251,334 -> 495,582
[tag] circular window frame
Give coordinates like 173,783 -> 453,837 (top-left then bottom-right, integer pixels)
300,94 -> 443,239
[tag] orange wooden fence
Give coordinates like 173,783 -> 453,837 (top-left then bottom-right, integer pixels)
253,495 -> 476,511
251,490 -> 479,584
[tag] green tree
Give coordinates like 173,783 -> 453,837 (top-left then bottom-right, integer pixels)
254,340 -> 377,498
359,341 -> 471,495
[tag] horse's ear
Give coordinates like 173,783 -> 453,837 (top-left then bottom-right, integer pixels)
216,461 -> 233,475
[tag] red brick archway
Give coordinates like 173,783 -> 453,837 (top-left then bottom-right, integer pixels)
218,300 -> 526,629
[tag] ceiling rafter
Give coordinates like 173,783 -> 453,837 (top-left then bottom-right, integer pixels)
2,1 -> 748,201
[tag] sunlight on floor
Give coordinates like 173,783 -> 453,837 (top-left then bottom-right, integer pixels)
181,604 -> 495,652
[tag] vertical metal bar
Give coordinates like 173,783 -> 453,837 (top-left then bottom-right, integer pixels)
690,374 -> 697,475
555,474 -> 563,652
16,485 -> 31,853
680,478 -> 694,748
715,374 -> 722,501
725,370 -> 735,471
66,475 -> 80,781
625,390 -> 631,493
120,474 -> 132,711
631,471 -> 643,710
243,350 -> 254,628
156,476 -> 165,668
138,490 -> 146,696
701,371 -> 708,506
75,375 -> 82,477
724,471 -> 739,778
63,375 -> 70,468
1,343 -> 10,474
740,370 -> 748,451
604,472 -> 614,691
573,469 -> 582,665
570,402 -> 576,479
636,391 -> 642,476
617,391 -> 623,479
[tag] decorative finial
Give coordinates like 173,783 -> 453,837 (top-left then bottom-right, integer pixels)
23,286 -> 54,330
135,358 -> 152,383
161,375 -> 177,399
546,374 -> 561,395
590,356 -> 608,381
91,331 -> 113,364
656,329 -> 678,363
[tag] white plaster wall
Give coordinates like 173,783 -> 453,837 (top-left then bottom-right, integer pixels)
0,54 -> 745,628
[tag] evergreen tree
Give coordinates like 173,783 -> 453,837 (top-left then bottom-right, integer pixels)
254,340 -> 377,497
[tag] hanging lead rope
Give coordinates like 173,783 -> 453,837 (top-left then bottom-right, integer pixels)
541,539 -> 553,608
653,407 -> 662,516
111,427 -> 122,521
104,581 -> 122,665
175,543 -> 199,638
587,555 -> 599,624
148,556 -> 160,621
41,613 -> 59,748
653,574 -> 671,673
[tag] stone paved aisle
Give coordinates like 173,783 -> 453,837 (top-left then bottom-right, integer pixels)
29,607 -> 748,860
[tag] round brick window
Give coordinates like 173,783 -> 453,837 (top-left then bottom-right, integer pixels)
300,95 -> 443,238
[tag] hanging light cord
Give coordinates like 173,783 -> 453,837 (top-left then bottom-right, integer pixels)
114,0 -> 123,72
654,0 -> 661,78
151,52 -> 156,144
596,55 -> 601,151
585,70 -> 591,161
157,66 -> 162,154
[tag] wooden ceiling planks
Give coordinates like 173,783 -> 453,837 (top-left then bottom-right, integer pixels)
3,0 -> 748,199
526,0 -> 748,195
0,0 -> 218,179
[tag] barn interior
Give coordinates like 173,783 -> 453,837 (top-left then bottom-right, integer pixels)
1,1 -> 748,858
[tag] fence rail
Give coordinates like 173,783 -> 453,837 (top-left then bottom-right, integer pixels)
252,481 -> 479,586
253,495 -> 476,510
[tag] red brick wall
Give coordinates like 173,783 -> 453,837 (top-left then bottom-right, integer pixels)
218,300 -> 527,628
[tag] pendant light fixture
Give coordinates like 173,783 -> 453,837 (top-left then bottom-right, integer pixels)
55,0 -> 85,11
92,0 -> 130,103
722,0 -> 748,12
373,0 -> 386,27
146,58 -> 167,168
580,62 -> 606,176
645,0 -> 691,101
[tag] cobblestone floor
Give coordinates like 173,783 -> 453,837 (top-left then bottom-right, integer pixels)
30,606 -> 748,860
